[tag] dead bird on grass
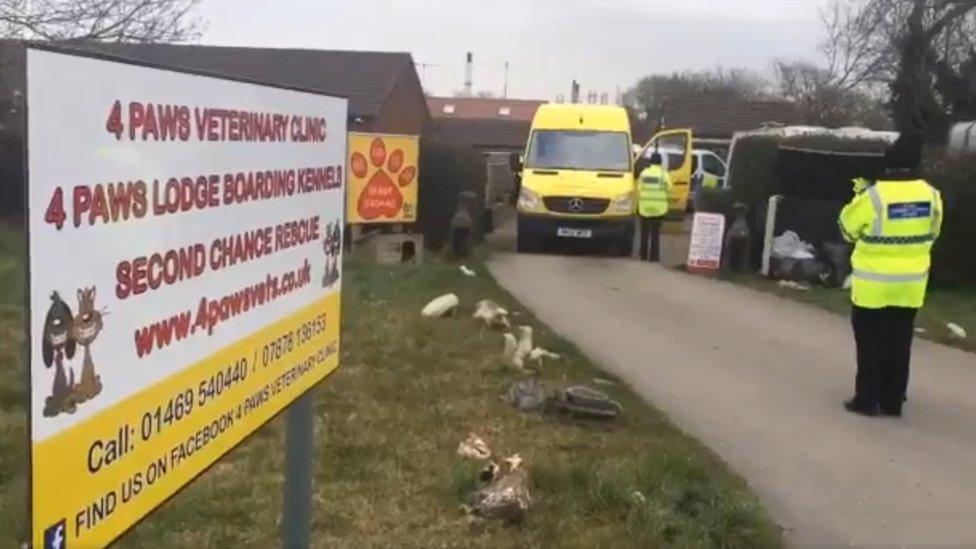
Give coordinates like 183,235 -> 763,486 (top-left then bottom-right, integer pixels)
463,454 -> 532,523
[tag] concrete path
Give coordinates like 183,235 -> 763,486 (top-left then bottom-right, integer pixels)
488,250 -> 976,547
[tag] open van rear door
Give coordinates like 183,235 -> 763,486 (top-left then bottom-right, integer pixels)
638,129 -> 693,212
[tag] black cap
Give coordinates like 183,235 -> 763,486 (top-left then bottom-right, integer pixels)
649,152 -> 663,164
884,132 -> 924,171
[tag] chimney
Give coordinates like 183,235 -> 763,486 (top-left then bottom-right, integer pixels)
464,52 -> 473,98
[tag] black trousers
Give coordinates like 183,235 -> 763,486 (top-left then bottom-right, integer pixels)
851,305 -> 918,413
639,217 -> 662,262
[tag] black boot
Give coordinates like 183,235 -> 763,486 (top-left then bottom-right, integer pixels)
844,399 -> 880,417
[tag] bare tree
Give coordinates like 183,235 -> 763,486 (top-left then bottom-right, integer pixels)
0,0 -> 203,42
624,67 -> 769,119
773,59 -> 891,128
818,0 -> 976,137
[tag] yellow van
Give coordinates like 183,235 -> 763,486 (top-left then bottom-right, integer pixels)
516,104 -> 636,254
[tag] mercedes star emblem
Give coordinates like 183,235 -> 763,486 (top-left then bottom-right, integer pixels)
568,197 -> 585,212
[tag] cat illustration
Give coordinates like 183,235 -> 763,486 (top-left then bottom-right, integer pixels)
70,286 -> 104,403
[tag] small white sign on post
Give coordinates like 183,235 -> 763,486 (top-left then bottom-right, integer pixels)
687,212 -> 726,273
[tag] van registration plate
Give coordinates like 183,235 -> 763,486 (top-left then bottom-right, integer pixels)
557,228 -> 593,239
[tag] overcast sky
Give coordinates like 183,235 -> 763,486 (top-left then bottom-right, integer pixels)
197,0 -> 827,100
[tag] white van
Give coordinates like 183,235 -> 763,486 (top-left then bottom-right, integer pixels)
652,147 -> 728,200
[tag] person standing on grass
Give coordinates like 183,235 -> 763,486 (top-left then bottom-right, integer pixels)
637,152 -> 672,262
839,132 -> 943,417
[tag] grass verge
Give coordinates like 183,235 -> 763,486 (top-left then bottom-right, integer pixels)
722,272 -> 975,354
0,233 -> 780,547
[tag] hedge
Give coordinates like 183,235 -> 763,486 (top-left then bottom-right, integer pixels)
926,153 -> 976,286
417,137 -> 487,251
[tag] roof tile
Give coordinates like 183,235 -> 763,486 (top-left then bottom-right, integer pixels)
63,43 -> 415,117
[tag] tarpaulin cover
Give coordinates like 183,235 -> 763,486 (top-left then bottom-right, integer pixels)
776,146 -> 885,202
774,196 -> 845,251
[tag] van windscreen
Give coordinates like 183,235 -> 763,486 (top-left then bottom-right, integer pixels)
526,131 -> 630,172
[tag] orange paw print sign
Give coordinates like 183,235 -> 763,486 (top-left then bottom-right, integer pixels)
347,132 -> 419,223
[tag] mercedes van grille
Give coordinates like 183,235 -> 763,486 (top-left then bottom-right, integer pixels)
543,197 -> 610,214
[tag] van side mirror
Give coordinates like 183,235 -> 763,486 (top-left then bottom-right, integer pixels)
509,152 -> 523,173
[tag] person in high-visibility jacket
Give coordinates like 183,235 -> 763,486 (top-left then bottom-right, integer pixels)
637,152 -> 673,262
838,132 -> 943,417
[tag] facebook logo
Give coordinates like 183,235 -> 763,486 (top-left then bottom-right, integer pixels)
44,520 -> 67,549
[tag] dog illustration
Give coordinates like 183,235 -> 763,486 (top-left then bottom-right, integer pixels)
322,221 -> 342,288
42,292 -> 77,417
70,286 -> 104,403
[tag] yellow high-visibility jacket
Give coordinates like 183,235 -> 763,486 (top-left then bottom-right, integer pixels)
638,165 -> 672,218
839,179 -> 943,309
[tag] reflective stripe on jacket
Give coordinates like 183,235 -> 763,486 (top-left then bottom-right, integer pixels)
638,165 -> 672,218
838,179 -> 943,309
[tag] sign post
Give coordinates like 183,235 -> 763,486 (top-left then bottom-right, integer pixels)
24,45 -> 346,548
282,393 -> 314,549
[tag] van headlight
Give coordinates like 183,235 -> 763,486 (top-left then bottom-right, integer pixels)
518,187 -> 544,212
611,193 -> 635,214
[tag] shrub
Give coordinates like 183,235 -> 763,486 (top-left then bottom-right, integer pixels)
926,153 -> 976,286
417,137 -> 487,251
0,132 -> 23,219
727,136 -> 783,206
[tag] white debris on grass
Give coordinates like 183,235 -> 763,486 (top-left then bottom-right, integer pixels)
421,293 -> 459,318
842,275 -> 853,290
528,347 -> 561,366
503,454 -> 523,471
457,433 -> 492,460
460,265 -> 477,277
778,280 -> 811,291
914,327 -> 927,334
947,322 -> 968,340
512,326 -> 534,369
502,333 -> 518,361
473,299 -> 511,329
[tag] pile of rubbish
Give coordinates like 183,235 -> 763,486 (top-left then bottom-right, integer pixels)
769,231 -> 851,288
419,264 -> 627,526
768,233 -> 969,341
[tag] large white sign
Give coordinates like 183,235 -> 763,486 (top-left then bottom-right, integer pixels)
26,47 -> 346,548
687,212 -> 726,272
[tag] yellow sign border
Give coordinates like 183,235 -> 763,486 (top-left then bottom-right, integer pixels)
30,294 -> 341,548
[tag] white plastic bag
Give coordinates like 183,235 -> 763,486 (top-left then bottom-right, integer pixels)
772,231 -> 816,260
421,293 -> 459,318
